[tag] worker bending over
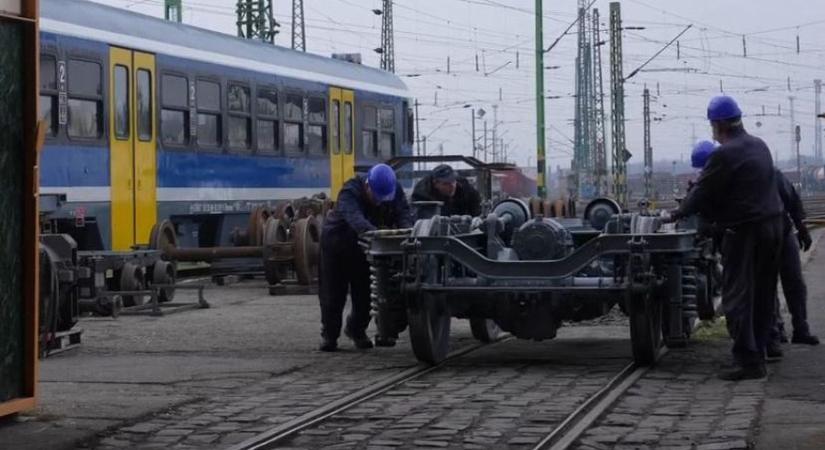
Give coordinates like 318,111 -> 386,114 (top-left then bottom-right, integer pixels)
318,164 -> 411,352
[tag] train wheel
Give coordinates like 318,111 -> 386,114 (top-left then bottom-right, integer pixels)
152,260 -> 177,303
628,291 -> 662,366
470,318 -> 501,343
273,202 -> 296,228
263,217 -> 290,285
248,206 -> 272,246
408,292 -> 451,365
293,217 -> 320,285
120,262 -> 146,307
149,220 -> 178,258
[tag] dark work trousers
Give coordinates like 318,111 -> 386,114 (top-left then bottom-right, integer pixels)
721,216 -> 783,365
318,233 -> 372,341
772,224 -> 811,340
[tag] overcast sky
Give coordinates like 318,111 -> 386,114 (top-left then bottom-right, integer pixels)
92,0 -> 825,170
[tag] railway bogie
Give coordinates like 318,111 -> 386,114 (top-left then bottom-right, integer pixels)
366,197 -> 720,366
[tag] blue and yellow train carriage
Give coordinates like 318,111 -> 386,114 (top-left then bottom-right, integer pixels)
39,0 -> 413,251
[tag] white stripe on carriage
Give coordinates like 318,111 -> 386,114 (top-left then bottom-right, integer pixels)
40,187 -> 330,203
40,18 -> 410,98
156,187 -> 331,202
40,187 -> 111,203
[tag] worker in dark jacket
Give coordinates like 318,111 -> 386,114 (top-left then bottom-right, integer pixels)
411,164 -> 482,218
769,169 -> 818,353
673,95 -> 784,380
318,164 -> 412,352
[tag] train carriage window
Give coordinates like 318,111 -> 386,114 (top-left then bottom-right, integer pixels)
364,106 -> 377,129
284,93 -> 304,154
68,60 -> 102,96
114,65 -> 129,139
257,120 -> 276,153
378,132 -> 395,158
40,55 -> 57,136
256,88 -> 279,155
197,79 -> 222,148
257,89 -> 278,116
378,108 -> 394,129
331,100 -> 340,155
228,84 -> 251,152
344,102 -> 353,154
284,94 -> 303,121
307,97 -> 327,155
137,70 -> 152,141
361,106 -> 378,157
160,74 -> 189,146
67,59 -> 102,139
378,108 -> 396,158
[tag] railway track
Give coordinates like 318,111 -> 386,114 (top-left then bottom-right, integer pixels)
228,334 -> 666,450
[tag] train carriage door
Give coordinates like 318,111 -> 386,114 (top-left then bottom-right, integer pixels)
109,48 -> 135,250
341,90 -> 356,184
109,47 -> 157,250
132,52 -> 157,246
328,87 -> 355,200
329,87 -> 343,199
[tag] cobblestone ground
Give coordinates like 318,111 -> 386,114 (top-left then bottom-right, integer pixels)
277,338 -> 630,449
87,335 -> 477,449
89,330 -> 631,449
572,337 -> 762,450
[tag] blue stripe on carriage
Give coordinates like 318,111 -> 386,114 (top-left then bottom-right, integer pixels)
40,145 -> 110,187
156,151 -> 330,188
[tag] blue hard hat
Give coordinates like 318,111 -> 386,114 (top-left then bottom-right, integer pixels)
691,140 -> 718,169
367,163 -> 397,203
707,95 -> 742,121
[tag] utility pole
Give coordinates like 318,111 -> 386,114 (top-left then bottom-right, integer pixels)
535,0 -> 547,198
643,87 -> 653,199
609,2 -> 628,208
573,0 -> 594,199
414,99 -> 421,172
592,8 -> 608,197
492,104 -> 499,163
379,0 -> 395,72
291,0 -> 306,52
236,0 -> 279,43
796,124 -> 803,193
483,120 -> 489,162
165,0 -> 182,22
471,108 -> 477,159
815,79 -> 822,161
789,95 -> 796,167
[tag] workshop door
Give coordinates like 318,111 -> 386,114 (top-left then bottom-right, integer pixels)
109,47 -> 157,250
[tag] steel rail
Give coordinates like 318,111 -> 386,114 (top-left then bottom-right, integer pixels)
228,335 -> 513,450
532,347 -> 668,450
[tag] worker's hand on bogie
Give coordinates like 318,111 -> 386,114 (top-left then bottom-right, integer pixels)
660,209 -> 680,223
798,226 -> 813,252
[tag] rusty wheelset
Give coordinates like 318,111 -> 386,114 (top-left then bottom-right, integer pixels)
149,197 -> 331,287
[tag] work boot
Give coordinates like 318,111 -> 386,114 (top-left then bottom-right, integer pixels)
718,363 -> 767,381
344,328 -> 374,350
374,335 -> 397,347
792,333 -> 820,345
318,338 -> 338,352
766,342 -> 784,359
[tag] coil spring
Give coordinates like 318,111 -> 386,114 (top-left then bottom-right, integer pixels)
681,265 -> 699,318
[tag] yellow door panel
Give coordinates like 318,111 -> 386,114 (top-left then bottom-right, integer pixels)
328,87 -> 343,200
341,89 -> 356,183
132,51 -> 157,245
109,47 -> 134,251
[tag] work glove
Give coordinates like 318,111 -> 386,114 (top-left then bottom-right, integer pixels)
797,225 -> 812,252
